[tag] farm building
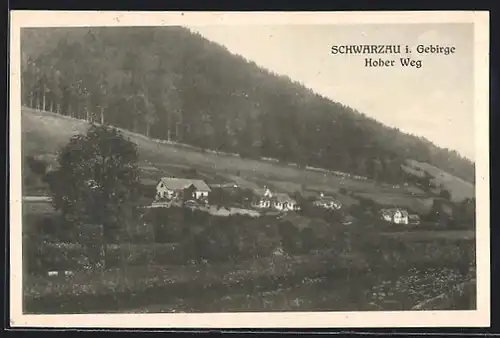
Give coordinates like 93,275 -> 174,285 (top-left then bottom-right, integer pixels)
272,193 -> 299,211
156,177 -> 211,202
252,187 -> 299,212
380,208 -> 410,225
252,187 -> 273,209
394,209 -> 409,224
313,193 -> 342,210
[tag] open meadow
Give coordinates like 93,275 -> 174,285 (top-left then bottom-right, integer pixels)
22,107 -> 441,209
21,107 -> 477,313
22,195 -> 476,313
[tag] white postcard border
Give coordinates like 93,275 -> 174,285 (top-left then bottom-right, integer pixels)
9,10 -> 490,328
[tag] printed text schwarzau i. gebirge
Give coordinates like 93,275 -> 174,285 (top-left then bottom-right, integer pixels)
330,44 -> 456,69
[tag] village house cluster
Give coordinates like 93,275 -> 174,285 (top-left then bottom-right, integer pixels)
149,177 -> 348,214
379,208 -> 420,225
147,176 -> 423,226
312,193 -> 342,210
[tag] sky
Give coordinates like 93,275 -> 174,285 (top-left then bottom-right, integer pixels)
188,24 -> 474,161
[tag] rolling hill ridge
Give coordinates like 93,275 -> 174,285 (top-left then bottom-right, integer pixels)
20,27 -> 475,186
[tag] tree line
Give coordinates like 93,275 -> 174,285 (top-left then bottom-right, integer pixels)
21,27 -> 475,184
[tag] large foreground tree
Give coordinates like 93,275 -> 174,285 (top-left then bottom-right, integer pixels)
47,124 -> 141,244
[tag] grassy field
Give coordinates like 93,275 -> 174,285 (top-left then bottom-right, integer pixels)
381,230 -> 475,242
356,191 -> 435,214
403,159 -> 474,203
22,107 -> 447,206
22,199 -> 57,215
24,244 -> 474,313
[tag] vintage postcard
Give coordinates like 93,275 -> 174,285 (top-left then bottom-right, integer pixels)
9,11 -> 490,328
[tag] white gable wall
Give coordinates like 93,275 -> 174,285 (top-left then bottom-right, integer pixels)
195,191 -> 209,199
393,211 -> 409,224
156,182 -> 175,199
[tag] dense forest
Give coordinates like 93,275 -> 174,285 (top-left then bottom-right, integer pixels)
20,27 -> 475,183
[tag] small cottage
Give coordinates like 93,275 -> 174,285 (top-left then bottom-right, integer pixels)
394,209 -> 409,224
156,177 -> 211,201
380,208 -> 410,225
252,187 -> 298,212
272,193 -> 299,211
252,187 -> 274,209
313,193 -> 342,210
381,210 -> 393,222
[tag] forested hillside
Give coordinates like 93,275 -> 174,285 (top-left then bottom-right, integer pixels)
20,27 -> 475,184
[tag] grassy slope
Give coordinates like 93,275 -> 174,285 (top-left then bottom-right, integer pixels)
404,159 -> 475,203
21,107 -> 469,212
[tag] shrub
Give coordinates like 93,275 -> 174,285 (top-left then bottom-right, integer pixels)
231,218 -> 281,259
358,196 -> 376,210
179,215 -> 282,263
24,241 -> 87,275
142,207 -> 192,243
24,213 -> 76,243
278,221 -> 301,254
300,227 -> 316,253
25,155 -> 48,176
195,221 -> 239,261
127,223 -> 155,244
439,188 -> 451,200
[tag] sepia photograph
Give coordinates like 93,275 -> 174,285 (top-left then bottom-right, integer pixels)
9,11 -> 490,328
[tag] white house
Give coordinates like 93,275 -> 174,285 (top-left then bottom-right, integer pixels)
252,187 -> 298,212
252,187 -> 273,209
156,177 -> 211,201
272,193 -> 299,212
393,209 -> 409,224
381,210 -> 393,222
380,208 -> 409,224
313,193 -> 342,210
